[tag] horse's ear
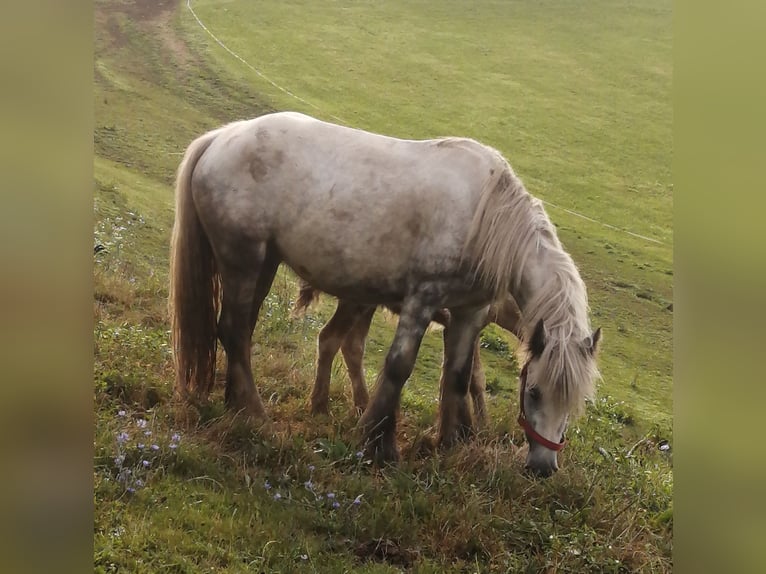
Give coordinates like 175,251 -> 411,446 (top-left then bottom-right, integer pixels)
584,327 -> 602,356
529,318 -> 546,357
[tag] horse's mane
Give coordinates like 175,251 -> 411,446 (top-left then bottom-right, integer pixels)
521,256 -> 599,415
462,151 -> 599,414
462,153 -> 546,299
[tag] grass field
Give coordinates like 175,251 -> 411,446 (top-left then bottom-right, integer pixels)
94,0 -> 672,571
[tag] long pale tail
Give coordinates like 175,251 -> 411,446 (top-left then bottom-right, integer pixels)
169,128 -> 224,399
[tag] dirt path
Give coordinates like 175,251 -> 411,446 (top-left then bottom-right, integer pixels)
97,0 -> 193,67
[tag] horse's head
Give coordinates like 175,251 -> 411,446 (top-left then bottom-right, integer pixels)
519,319 -> 601,477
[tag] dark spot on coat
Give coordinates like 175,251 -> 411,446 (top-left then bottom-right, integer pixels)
249,157 -> 269,180
248,149 -> 285,181
406,216 -> 422,236
330,208 -> 353,222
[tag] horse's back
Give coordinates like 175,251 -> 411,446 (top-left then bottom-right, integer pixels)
201,112 -> 498,185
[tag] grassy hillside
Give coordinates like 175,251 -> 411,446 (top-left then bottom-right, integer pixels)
183,0 -> 673,428
94,0 -> 672,571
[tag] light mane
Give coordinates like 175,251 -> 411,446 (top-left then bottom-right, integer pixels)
521,246 -> 599,415
462,152 -> 548,299
462,153 -> 599,414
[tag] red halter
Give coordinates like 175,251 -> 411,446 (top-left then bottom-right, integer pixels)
517,363 -> 567,452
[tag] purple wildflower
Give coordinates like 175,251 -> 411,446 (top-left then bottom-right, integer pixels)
135,479 -> 144,488
352,495 -> 363,505
126,487 -> 136,494
136,419 -> 147,429
171,433 -> 181,443
116,432 -> 129,444
142,460 -> 150,468
304,480 -> 313,489
274,492 -> 282,501
326,492 -> 335,499
264,481 -> 272,490
144,430 -> 152,437
355,451 -> 364,459
117,410 -> 126,417
308,465 -> 315,472
169,443 -> 178,450
150,444 -> 160,451
332,501 -> 340,509
114,455 -> 125,466
137,443 -> 145,450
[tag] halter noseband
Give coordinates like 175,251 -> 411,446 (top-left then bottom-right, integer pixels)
517,363 -> 567,452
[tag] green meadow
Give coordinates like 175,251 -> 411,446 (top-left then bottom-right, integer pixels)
94,0 -> 672,571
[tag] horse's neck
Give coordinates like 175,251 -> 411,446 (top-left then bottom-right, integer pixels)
509,240 -> 580,338
511,251 -> 549,313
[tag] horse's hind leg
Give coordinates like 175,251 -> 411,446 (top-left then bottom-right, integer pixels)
340,305 -> 376,414
217,244 -> 272,419
437,306 -> 490,448
310,300 -> 369,414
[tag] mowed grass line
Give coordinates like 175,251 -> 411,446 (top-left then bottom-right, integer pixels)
182,0 -> 672,427
94,0 -> 672,571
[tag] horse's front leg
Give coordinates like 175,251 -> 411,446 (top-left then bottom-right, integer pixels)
468,337 -> 488,429
437,306 -> 490,447
356,294 -> 438,464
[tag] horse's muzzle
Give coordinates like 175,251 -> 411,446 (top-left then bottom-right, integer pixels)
524,452 -> 559,478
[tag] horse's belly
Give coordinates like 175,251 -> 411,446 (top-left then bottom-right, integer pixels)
276,234 -> 413,304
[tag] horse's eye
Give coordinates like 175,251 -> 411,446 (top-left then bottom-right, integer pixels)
528,387 -> 541,402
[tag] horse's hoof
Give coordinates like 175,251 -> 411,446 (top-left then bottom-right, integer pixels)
437,424 -> 474,449
368,442 -> 400,465
310,403 -> 329,415
357,430 -> 399,464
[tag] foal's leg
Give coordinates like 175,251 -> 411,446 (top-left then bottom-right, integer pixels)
357,295 -> 439,463
437,307 -> 490,448
310,300 -> 369,414
492,295 -> 523,339
468,337 -> 488,429
217,245 -> 271,419
340,305 -> 376,414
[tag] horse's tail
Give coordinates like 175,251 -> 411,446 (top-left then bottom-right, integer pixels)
293,279 -> 321,315
169,128 -> 224,400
